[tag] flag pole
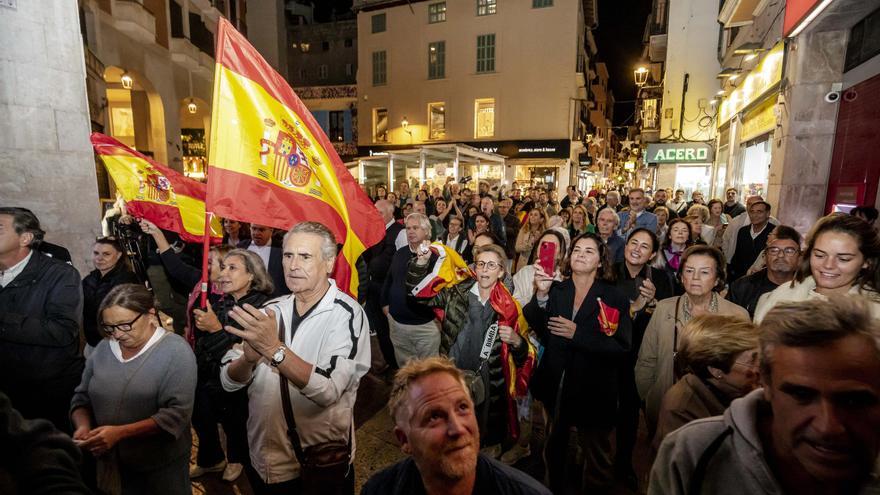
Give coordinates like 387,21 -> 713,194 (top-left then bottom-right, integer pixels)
200,211 -> 213,308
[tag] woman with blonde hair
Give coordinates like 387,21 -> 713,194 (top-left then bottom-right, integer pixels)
653,314 -> 759,449
568,204 -> 592,239
515,207 -> 549,272
685,204 -> 715,245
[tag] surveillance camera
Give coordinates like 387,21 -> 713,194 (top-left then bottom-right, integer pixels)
824,91 -> 840,103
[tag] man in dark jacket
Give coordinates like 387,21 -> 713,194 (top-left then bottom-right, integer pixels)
365,200 -> 404,371
722,187 -> 746,218
728,201 -> 773,282
238,224 -> 289,297
0,207 -> 83,433
362,357 -> 550,495
727,225 -> 801,317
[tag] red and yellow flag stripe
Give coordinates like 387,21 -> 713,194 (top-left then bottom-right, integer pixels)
207,19 -> 384,297
91,133 -> 222,243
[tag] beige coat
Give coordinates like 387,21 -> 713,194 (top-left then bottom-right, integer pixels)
753,275 -> 880,323
635,295 -> 749,434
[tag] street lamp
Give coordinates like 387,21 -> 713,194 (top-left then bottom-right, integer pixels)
187,98 -> 198,114
634,67 -> 649,87
120,71 -> 133,90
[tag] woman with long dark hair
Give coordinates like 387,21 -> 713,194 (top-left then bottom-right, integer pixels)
755,213 -> 880,322
82,237 -> 140,354
526,233 -> 632,493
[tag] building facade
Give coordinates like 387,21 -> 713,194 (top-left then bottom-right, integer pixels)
351,0 -> 599,197
287,9 -> 359,161
639,0 -> 722,199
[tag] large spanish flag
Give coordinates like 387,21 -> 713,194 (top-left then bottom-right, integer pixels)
91,133 -> 222,243
207,18 -> 384,297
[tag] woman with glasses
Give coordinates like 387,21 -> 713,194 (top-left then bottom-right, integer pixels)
408,243 -> 535,457
71,284 -> 197,495
754,213 -> 880,322
82,237 -> 140,355
636,245 -> 748,436
653,314 -> 759,450
526,233 -> 632,493
188,249 -> 274,482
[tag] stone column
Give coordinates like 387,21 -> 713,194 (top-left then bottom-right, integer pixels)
769,31 -> 847,233
0,1 -> 101,274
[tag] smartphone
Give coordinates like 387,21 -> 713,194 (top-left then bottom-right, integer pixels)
538,241 -> 557,276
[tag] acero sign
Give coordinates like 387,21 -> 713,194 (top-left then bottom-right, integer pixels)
646,143 -> 714,164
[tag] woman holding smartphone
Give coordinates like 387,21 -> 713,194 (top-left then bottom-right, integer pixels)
525,233 -> 632,494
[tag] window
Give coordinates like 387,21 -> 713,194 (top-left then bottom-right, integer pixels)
170,0 -> 184,38
475,98 -> 495,138
428,103 -> 446,139
477,0 -> 496,16
322,41 -> 330,51
372,13 -> 386,33
372,50 -> 387,85
318,64 -> 328,80
428,41 -> 445,79
298,68 -> 306,80
329,111 -> 345,142
476,34 -> 495,73
428,2 -> 446,23
344,38 -> 353,48
374,108 -> 388,143
345,63 -> 354,77
532,0 -> 553,7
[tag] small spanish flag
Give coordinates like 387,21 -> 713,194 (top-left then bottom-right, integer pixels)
597,297 -> 620,336
409,243 -> 473,298
91,133 -> 222,243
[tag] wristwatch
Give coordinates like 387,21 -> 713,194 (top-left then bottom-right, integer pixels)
270,346 -> 287,367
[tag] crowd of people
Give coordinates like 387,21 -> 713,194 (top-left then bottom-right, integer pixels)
0,179 -> 878,495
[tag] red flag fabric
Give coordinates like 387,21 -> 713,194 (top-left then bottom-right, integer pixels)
207,18 -> 385,297
91,133 -> 222,243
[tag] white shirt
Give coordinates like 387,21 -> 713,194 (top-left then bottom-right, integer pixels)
0,250 -> 32,288
109,327 -> 167,363
394,229 -> 407,250
247,242 -> 273,269
750,223 -> 770,240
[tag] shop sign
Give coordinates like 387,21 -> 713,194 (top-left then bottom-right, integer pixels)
646,143 -> 714,164
718,43 -> 784,125
469,139 -> 570,159
740,97 -> 777,142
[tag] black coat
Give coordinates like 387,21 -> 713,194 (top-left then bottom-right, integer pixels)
81,264 -> 140,347
726,269 -> 780,318
237,241 -> 289,298
366,222 -> 404,285
0,252 -> 84,399
524,278 -> 631,428
729,224 -> 771,282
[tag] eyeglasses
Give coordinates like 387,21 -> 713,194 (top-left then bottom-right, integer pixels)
475,260 -> 501,270
101,312 -> 145,334
766,247 -> 799,257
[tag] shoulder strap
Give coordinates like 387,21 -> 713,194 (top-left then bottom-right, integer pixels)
278,312 -> 307,464
688,426 -> 733,494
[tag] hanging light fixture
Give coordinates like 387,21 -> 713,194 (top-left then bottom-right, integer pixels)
120,71 -> 133,89
187,98 -> 198,114
634,66 -> 649,87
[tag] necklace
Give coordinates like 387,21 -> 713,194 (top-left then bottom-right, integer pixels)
682,292 -> 718,322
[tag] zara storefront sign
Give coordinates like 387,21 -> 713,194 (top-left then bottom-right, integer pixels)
646,143 -> 714,164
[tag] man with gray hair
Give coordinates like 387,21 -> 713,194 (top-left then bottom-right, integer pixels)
0,207 -> 83,432
382,213 -> 440,365
649,296 -> 880,494
221,221 -> 370,493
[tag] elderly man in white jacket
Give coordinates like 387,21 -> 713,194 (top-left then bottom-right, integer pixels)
221,222 -> 370,493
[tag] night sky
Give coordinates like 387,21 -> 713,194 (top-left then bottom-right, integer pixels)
595,0 -> 653,127
319,0 -> 651,127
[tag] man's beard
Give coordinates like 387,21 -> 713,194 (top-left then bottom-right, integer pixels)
436,442 -> 478,480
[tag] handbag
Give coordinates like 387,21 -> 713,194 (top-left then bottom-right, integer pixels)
277,313 -> 352,495
462,322 -> 499,405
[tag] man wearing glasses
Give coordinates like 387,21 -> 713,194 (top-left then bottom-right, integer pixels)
0,207 -> 83,433
727,225 -> 801,318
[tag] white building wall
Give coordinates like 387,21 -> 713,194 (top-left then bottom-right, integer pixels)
356,0 -> 581,145
0,0 -> 102,273
660,0 -> 721,142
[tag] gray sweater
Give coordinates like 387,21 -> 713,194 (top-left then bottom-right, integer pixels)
70,331 -> 197,472
650,389 -> 880,494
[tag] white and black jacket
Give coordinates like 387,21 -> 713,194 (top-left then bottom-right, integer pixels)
220,280 -> 371,485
